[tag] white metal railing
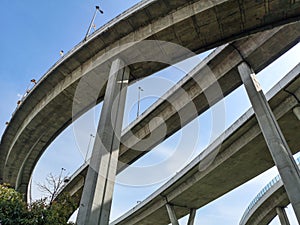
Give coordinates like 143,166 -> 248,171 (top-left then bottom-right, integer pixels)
240,157 -> 300,224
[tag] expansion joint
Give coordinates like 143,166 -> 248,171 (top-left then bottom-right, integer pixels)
230,43 -> 253,71
284,89 -> 300,104
160,194 -> 191,209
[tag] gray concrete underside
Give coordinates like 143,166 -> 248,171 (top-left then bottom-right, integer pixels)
109,64 -> 300,225
240,171 -> 299,225
57,23 -> 300,205
1,0 -> 300,195
242,180 -> 289,225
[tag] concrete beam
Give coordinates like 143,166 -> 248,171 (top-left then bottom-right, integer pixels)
239,171 -> 291,225
57,25 -> 300,220
1,0 -> 300,196
238,62 -> 300,222
110,64 -> 300,225
276,207 -> 290,225
77,59 -> 129,225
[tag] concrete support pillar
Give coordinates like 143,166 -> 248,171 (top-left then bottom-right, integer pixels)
77,58 -> 129,225
238,62 -> 300,222
166,204 -> 179,225
187,208 -> 196,225
276,207 -> 290,225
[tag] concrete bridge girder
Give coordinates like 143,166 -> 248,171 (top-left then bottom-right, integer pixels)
0,0 -> 299,204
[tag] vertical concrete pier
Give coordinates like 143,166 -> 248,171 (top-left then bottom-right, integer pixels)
187,208 -> 196,225
77,58 -> 129,225
276,207 -> 290,225
238,62 -> 300,222
166,204 -> 180,225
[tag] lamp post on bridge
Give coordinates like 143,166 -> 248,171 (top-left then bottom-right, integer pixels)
84,6 -> 104,41
137,86 -> 144,117
84,134 -> 95,163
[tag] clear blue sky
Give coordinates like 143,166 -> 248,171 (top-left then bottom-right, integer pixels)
0,1 -> 299,224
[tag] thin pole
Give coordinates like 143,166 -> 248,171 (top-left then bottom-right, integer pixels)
84,6 -> 104,40
137,86 -> 144,117
84,134 -> 95,162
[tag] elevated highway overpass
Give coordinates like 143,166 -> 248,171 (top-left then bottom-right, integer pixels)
57,23 -> 300,203
108,63 -> 300,225
239,159 -> 300,225
1,0 -> 300,198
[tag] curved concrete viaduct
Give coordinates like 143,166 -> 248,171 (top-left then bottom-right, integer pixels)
57,23 -> 300,204
239,160 -> 300,225
1,0 -> 300,196
109,63 -> 300,224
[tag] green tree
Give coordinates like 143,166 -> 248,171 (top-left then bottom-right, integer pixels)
0,175 -> 77,224
0,184 -> 27,225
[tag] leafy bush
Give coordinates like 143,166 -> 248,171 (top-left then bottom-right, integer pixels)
0,184 -> 76,225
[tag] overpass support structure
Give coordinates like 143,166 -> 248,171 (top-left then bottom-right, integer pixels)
187,208 -> 196,225
166,204 -> 196,225
276,207 -> 290,225
238,62 -> 300,222
76,58 -> 129,225
166,204 -> 180,225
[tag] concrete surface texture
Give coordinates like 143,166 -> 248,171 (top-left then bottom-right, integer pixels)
109,64 -> 300,224
57,22 -> 300,208
1,0 -> 300,197
240,160 -> 300,225
238,61 -> 300,221
77,59 -> 130,225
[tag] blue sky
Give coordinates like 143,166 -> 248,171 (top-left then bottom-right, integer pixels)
0,1 -> 299,224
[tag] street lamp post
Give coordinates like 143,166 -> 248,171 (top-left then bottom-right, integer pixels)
84,6 -> 104,40
84,134 -> 95,163
137,86 -> 144,117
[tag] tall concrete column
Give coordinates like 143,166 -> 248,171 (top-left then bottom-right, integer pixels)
276,207 -> 290,225
166,204 -> 180,225
77,58 -> 130,225
187,208 -> 196,225
238,62 -> 300,222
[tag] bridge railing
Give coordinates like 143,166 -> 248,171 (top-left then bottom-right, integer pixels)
239,157 -> 300,225
10,0 -> 153,118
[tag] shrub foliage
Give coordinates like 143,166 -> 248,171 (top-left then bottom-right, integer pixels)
0,184 -> 76,225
